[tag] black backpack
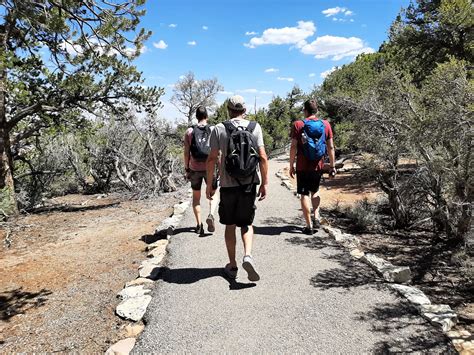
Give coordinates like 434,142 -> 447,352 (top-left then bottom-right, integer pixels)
223,121 -> 260,181
190,125 -> 211,162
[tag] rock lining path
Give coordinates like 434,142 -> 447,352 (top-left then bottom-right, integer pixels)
133,156 -> 453,353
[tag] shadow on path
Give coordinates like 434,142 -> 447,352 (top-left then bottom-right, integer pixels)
358,302 -> 455,354
155,267 -> 256,291
310,250 -> 382,290
285,234 -> 337,250
254,225 -> 301,236
172,227 -> 197,235
254,216 -> 304,236
0,288 -> 52,322
293,237 -> 454,353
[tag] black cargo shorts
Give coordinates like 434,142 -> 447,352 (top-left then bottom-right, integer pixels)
218,184 -> 257,227
296,171 -> 323,195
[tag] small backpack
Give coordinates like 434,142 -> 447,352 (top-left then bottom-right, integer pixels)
301,119 -> 326,161
190,125 -> 211,162
223,121 -> 260,181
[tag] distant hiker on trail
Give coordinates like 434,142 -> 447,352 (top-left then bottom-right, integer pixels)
206,95 -> 268,282
184,106 -> 219,236
289,99 -> 336,235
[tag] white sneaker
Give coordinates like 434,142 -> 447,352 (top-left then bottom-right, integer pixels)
206,214 -> 215,233
242,255 -> 260,282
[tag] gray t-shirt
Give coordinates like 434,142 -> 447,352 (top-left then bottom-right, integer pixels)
210,117 -> 264,188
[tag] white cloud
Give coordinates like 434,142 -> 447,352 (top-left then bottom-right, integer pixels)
124,45 -> 147,57
153,40 -> 168,49
309,73 -> 316,77
277,77 -> 294,82
187,41 -> 197,46
300,35 -> 374,60
245,31 -> 258,36
322,7 -> 353,17
60,41 -> 83,55
322,7 -> 345,17
260,90 -> 273,95
320,67 -> 337,79
202,25 -> 208,30
245,21 -> 315,48
179,75 -> 185,80
218,91 -> 234,95
264,68 -> 279,73
169,24 -> 177,28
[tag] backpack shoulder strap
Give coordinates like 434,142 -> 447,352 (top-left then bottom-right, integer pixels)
222,121 -> 236,134
246,121 -> 257,133
199,124 -> 210,134
301,119 -> 309,134
191,125 -> 198,137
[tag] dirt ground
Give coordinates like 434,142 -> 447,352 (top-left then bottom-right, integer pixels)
0,191 -> 184,353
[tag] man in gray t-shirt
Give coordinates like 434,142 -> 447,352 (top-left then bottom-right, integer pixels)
206,95 -> 268,282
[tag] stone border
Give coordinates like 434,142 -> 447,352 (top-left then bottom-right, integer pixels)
106,190 -> 193,354
275,169 -> 472,352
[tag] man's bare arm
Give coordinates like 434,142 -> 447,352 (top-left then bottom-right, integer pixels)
206,148 -> 219,199
183,144 -> 190,171
289,138 -> 298,178
258,146 -> 269,200
327,138 -> 336,176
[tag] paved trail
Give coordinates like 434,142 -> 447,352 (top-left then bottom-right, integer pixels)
134,156 -> 452,353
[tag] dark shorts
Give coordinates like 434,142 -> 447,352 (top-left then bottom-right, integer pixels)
219,184 -> 257,227
189,170 -> 218,191
296,171 -> 323,196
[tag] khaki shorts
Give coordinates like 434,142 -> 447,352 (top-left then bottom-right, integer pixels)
188,170 -> 218,191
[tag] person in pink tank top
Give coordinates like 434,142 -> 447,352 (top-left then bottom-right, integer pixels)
184,107 -> 219,235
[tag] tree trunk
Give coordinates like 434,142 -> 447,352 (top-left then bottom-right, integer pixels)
0,69 -> 18,215
378,171 -> 409,228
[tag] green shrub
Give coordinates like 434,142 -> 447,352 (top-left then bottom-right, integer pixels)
344,198 -> 378,232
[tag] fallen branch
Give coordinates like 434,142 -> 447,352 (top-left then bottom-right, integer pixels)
25,202 -> 121,214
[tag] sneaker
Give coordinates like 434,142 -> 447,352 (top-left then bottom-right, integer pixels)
195,223 -> 201,234
198,223 -> 205,236
206,214 -> 215,233
242,255 -> 260,282
223,264 -> 238,279
312,216 -> 321,229
302,226 -> 313,235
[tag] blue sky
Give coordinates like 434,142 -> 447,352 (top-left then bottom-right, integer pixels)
134,0 -> 410,121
